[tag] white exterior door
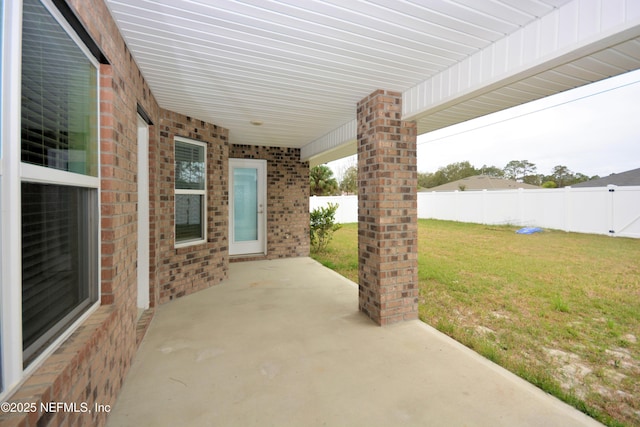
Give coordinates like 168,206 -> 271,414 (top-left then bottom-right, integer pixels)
229,159 -> 267,256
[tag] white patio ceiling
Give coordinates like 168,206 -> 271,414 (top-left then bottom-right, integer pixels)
104,0 -> 640,166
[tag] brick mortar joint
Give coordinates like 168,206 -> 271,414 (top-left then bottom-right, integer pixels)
4,305 -> 119,406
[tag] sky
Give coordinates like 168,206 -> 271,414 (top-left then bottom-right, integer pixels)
328,68 -> 640,180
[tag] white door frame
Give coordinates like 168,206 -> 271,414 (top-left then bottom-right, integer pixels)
229,158 -> 267,256
137,114 -> 149,309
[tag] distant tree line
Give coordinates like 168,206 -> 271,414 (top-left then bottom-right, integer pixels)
417,160 -> 598,189
310,160 -> 598,196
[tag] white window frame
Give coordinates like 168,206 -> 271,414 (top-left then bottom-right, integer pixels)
174,137 -> 207,248
0,0 -> 101,399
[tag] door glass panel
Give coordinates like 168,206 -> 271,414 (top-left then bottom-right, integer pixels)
233,168 -> 258,242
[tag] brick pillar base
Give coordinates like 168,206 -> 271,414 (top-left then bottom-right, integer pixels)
357,90 -> 418,326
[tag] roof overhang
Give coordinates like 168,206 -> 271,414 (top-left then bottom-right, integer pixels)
104,0 -> 640,167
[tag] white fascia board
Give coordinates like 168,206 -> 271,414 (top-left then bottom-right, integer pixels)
403,0 -> 640,122
300,119 -> 356,166
302,0 -> 640,165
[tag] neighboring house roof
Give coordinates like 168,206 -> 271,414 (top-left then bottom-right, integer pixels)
572,167 -> 640,187
421,175 -> 540,192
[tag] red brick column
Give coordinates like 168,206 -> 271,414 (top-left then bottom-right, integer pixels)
357,90 -> 418,325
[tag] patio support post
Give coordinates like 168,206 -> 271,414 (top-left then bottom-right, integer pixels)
357,90 -> 418,325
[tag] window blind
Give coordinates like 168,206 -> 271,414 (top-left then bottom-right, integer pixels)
21,0 -> 98,177
20,0 -> 99,365
175,141 -> 205,190
175,139 -> 206,243
21,183 -> 96,363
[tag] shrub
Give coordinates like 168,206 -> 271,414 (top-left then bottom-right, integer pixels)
310,203 -> 341,252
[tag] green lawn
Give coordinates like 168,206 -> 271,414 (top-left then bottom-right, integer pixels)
311,219 -> 640,427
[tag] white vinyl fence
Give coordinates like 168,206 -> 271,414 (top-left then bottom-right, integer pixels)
309,195 -> 358,225
310,186 -> 640,238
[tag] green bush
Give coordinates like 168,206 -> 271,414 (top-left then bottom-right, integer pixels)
310,203 -> 341,252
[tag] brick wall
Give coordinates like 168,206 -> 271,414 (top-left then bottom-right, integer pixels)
155,111 -> 229,304
357,90 -> 419,325
4,307 -> 125,427
0,0 -> 158,424
229,145 -> 310,260
0,1 -> 309,425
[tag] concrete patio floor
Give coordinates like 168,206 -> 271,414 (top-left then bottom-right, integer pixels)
107,257 -> 602,427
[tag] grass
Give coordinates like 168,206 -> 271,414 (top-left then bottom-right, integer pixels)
311,219 -> 640,427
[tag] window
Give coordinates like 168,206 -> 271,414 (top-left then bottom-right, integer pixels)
1,0 -> 103,395
19,0 -> 99,365
175,138 -> 206,246
21,183 -> 98,363
21,0 -> 98,177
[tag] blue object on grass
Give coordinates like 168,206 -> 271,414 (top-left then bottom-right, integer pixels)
516,227 -> 543,234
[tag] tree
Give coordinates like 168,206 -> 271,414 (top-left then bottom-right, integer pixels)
418,171 -> 440,189
439,161 -> 479,182
310,165 -> 339,196
549,165 -> 573,188
524,174 -> 543,186
478,165 -> 504,178
571,173 -> 592,185
339,166 -> 358,195
543,166 -> 594,188
419,161 -> 497,189
419,161 -> 479,189
503,160 -> 537,182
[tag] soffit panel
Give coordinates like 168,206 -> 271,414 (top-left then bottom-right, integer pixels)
103,0 -> 639,156
105,0 -> 573,148
415,35 -> 640,135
